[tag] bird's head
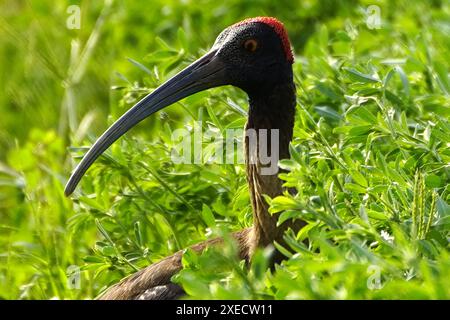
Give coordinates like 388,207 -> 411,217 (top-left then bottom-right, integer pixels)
213,17 -> 294,94
65,17 -> 293,196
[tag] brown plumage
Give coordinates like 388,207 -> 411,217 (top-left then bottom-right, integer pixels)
99,228 -> 252,300
64,17 -> 303,300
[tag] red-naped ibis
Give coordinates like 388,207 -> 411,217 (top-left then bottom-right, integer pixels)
65,17 -> 303,299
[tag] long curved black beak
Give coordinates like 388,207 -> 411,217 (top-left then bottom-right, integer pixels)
65,50 -> 226,196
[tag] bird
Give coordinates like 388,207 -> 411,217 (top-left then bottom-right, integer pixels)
64,17 -> 304,299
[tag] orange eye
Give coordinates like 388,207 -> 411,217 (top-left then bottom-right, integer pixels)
243,39 -> 258,52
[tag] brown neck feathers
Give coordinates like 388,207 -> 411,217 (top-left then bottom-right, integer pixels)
244,82 -> 296,254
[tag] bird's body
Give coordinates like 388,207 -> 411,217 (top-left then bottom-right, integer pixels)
99,228 -> 252,299
65,17 -> 303,300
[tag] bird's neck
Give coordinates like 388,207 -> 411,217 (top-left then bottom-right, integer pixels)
245,81 -> 296,253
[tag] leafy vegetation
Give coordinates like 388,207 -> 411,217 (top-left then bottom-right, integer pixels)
0,0 -> 448,299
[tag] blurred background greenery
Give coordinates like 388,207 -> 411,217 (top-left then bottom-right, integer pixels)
0,0 -> 449,299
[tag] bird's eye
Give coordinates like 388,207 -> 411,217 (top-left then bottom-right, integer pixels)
243,39 -> 258,52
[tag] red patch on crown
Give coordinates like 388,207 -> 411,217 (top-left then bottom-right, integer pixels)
233,17 -> 294,64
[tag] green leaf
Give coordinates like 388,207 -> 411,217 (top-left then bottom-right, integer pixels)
78,196 -> 106,211
350,170 -> 368,187
345,183 -> 367,193
277,210 -> 302,226
367,210 -> 388,221
127,58 -> 152,75
101,246 -> 116,256
425,174 -> 442,188
314,105 -> 342,121
201,204 -> 216,228
343,67 -> 380,83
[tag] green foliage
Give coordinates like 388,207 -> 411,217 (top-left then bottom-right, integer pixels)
0,0 -> 449,299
